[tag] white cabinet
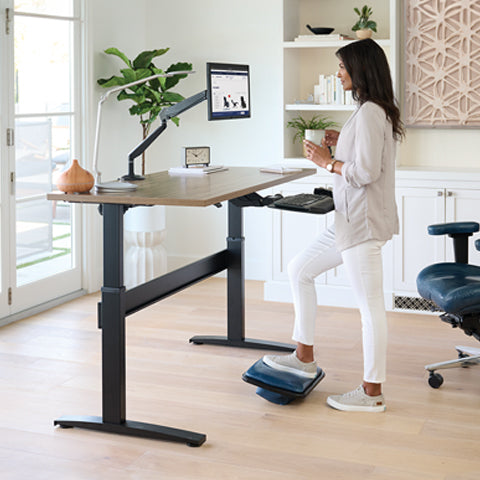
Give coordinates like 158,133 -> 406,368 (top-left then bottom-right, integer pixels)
394,186 -> 480,295
282,0 -> 399,160
265,170 -> 480,312
265,172 -> 356,309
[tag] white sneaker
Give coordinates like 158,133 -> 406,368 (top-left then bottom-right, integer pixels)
326,385 -> 386,412
263,351 -> 317,378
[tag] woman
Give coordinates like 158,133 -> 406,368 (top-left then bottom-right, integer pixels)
264,39 -> 404,412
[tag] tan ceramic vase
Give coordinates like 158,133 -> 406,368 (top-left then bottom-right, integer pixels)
356,29 -> 373,39
56,159 -> 94,193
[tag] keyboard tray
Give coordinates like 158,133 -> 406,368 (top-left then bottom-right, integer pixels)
269,193 -> 334,214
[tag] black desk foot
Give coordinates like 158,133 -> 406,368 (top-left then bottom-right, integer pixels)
54,415 -> 206,447
189,335 -> 295,352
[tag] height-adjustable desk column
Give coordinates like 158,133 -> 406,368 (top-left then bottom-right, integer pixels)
189,200 -> 294,350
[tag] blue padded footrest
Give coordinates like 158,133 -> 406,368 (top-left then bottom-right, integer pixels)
242,359 -> 325,405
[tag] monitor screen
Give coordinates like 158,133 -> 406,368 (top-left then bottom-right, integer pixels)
207,62 -> 250,120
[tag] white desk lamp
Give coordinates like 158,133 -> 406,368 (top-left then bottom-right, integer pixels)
92,71 -> 194,192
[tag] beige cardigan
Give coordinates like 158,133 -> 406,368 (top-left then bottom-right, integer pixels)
333,101 -> 399,252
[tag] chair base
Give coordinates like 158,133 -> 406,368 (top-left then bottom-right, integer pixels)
425,345 -> 480,388
425,345 -> 480,372
242,358 -> 325,405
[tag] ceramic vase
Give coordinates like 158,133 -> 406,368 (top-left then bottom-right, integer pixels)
356,29 -> 373,39
56,159 -> 94,193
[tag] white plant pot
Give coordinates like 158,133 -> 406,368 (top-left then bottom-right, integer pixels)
124,205 -> 167,289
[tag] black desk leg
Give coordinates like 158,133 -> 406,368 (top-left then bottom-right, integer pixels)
190,201 -> 294,352
54,203 -> 206,447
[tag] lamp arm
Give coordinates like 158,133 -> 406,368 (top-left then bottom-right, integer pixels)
92,71 -> 194,185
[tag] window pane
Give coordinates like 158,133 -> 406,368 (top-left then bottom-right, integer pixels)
14,0 -> 73,17
15,116 -> 73,286
15,16 -> 72,115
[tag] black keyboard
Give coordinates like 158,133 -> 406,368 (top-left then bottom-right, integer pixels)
271,193 -> 334,214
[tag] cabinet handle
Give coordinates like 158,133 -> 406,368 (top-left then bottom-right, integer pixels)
447,191 -> 453,197
437,191 -> 443,197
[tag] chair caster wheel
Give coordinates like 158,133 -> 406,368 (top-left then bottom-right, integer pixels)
428,372 -> 444,389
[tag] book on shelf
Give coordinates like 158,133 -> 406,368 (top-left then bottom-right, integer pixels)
313,73 -> 354,106
294,33 -> 354,42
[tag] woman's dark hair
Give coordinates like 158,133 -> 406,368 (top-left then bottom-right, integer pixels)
336,39 -> 404,141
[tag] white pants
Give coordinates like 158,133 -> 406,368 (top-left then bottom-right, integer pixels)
288,225 -> 387,383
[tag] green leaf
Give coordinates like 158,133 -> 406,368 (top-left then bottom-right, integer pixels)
133,48 -> 170,69
170,116 -> 180,127
117,91 -> 146,104
120,68 -> 136,84
104,47 -> 132,68
97,75 -> 126,88
165,62 -> 193,89
129,103 -> 152,116
161,91 -> 185,103
135,68 -> 154,81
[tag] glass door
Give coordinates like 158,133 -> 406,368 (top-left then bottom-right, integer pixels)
0,0 -> 83,317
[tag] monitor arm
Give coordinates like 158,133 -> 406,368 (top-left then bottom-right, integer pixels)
123,89 -> 208,181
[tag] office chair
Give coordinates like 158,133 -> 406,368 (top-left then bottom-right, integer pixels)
416,221 -> 480,388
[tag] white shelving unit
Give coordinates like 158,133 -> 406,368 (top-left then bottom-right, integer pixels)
282,0 -> 399,160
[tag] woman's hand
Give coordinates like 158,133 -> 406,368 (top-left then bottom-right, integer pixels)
303,139 -> 332,169
324,129 -> 340,147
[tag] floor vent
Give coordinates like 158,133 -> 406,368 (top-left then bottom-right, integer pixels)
394,296 -> 441,312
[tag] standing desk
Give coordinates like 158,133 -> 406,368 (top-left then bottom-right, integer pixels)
47,166 -> 315,447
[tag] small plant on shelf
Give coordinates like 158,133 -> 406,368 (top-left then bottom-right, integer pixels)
286,115 -> 337,144
352,5 -> 377,39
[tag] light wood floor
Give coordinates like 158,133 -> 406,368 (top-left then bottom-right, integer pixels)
0,278 -> 479,479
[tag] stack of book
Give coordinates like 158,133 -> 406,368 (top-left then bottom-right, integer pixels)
314,74 -> 354,106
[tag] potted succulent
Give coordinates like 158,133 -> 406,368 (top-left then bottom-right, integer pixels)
286,114 -> 337,156
352,5 -> 377,39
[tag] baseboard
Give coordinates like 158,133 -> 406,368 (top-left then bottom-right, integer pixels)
0,289 -> 86,328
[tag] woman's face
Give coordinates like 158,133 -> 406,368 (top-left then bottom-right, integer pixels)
337,61 -> 352,91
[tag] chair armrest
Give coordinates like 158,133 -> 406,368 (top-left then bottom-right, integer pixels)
427,222 -> 479,264
427,222 -> 479,236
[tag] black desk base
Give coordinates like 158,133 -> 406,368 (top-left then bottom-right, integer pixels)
54,415 -> 206,447
189,335 -> 294,351
54,201 -> 294,446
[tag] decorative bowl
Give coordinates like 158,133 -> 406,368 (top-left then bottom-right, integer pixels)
306,25 -> 334,35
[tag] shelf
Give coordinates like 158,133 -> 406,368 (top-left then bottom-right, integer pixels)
285,104 -> 356,112
284,39 -> 391,49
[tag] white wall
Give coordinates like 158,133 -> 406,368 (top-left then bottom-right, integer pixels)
83,0 -> 149,291
399,128 -> 480,168
85,0 -> 480,290
144,0 -> 283,278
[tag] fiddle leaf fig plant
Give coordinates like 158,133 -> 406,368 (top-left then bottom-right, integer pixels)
97,47 -> 193,174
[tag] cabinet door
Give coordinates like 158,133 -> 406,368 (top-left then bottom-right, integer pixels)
393,187 -> 445,293
445,189 -> 480,265
272,184 -> 328,282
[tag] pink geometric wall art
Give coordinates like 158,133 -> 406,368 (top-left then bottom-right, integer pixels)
405,0 -> 480,127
